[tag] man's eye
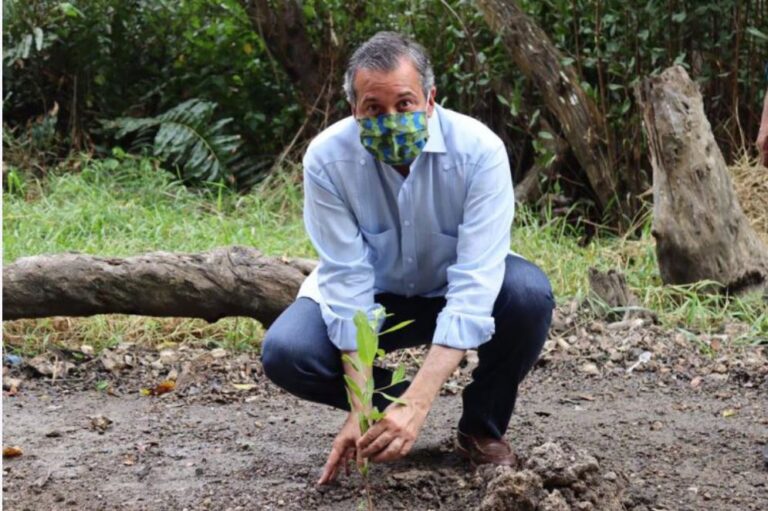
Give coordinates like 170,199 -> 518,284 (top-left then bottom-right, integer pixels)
366,106 -> 379,116
399,100 -> 413,109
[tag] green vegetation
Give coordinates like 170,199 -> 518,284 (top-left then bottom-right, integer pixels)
343,311 -> 412,509
4,0 -> 765,190
4,157 -> 765,357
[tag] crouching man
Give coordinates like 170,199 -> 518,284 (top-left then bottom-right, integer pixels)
261,31 -> 554,484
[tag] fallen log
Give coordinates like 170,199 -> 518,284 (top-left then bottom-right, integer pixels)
3,247 -> 316,326
636,66 -> 768,293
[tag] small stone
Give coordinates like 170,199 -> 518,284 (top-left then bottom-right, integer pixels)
89,415 -> 113,433
580,362 -> 600,376
159,350 -> 178,364
650,421 -> 663,431
211,348 -> 228,359
604,471 -> 618,482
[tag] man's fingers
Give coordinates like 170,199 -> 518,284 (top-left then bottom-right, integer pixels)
317,446 -> 343,485
399,439 -> 414,457
372,437 -> 405,463
359,431 -> 395,458
358,420 -> 387,450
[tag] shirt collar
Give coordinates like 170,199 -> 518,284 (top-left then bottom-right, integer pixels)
422,104 -> 446,154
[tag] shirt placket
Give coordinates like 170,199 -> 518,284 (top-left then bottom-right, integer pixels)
397,168 -> 418,296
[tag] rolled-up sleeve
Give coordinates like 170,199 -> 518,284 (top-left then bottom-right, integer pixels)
432,144 -> 514,350
303,156 -> 384,351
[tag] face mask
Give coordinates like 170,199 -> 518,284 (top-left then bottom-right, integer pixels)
357,111 -> 429,166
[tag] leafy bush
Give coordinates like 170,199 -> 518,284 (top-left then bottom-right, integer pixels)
104,98 -> 268,186
3,0 -> 766,189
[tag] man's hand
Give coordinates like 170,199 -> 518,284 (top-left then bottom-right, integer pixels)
317,413 -> 361,485
357,399 -> 429,462
358,344 -> 466,463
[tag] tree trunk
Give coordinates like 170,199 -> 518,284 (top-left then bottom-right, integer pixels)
636,66 -> 768,294
3,247 -> 316,326
476,0 -> 629,218
239,0 -> 327,107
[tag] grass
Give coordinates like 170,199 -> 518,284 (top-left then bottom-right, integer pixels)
3,154 -> 766,356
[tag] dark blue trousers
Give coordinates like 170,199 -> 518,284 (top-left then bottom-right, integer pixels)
261,254 -> 554,439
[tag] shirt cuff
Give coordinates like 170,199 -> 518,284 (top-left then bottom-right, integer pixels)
320,301 -> 386,351
431,309 -> 496,350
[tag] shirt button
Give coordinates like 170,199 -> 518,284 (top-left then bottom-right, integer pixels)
407,257 -> 414,263
403,220 -> 411,227
408,283 -> 415,289
359,158 -> 366,165
442,164 -> 450,170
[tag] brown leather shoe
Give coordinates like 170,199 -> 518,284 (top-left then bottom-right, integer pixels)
455,430 -> 518,467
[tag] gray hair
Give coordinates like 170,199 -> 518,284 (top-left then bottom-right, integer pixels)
343,31 -> 435,106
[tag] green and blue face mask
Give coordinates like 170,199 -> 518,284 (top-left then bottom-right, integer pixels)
357,111 -> 429,166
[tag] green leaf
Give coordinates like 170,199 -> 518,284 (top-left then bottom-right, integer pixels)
379,392 -> 407,406
380,319 -> 414,336
746,27 -> 768,42
390,365 -> 406,386
369,407 -> 385,422
33,27 -> 43,51
95,380 -> 109,392
343,375 -> 363,401
354,310 -> 377,367
365,376 -> 375,403
376,348 -> 386,359
59,2 -> 84,18
358,412 -> 370,435
342,354 -> 363,374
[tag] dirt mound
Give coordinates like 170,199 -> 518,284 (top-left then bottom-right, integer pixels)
478,442 -> 624,511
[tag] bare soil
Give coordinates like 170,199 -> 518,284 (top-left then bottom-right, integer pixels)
3,306 -> 767,510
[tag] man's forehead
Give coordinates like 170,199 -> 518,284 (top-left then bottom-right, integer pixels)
360,90 -> 419,103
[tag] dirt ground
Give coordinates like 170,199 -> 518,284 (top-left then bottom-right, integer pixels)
3,305 -> 767,510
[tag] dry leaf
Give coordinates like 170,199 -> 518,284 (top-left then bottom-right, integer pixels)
151,380 -> 176,396
3,446 -> 23,458
722,409 -> 737,418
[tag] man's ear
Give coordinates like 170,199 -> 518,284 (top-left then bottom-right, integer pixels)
426,87 -> 437,117
350,101 -> 357,118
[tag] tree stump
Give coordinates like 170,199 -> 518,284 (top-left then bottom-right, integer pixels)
636,66 -> 768,294
3,247 -> 316,326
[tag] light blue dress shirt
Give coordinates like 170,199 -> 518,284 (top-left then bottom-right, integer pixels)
297,104 -> 515,351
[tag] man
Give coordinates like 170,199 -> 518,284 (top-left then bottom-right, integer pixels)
758,84 -> 768,167
261,32 -> 554,485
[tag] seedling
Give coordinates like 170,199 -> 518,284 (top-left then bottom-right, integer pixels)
343,309 -> 413,510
